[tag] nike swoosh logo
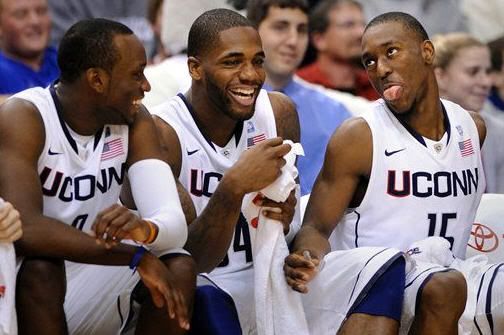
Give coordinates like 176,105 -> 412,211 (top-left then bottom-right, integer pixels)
384,148 -> 406,156
48,148 -> 62,155
187,149 -> 199,156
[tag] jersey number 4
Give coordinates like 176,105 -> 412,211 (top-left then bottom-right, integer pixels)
218,213 -> 253,267
427,212 -> 456,249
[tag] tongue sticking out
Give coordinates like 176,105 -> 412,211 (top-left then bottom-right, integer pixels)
383,85 -> 403,101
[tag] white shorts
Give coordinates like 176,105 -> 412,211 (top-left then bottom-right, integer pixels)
64,247 -> 189,335
302,247 -> 404,335
406,237 -> 504,335
64,262 -> 139,335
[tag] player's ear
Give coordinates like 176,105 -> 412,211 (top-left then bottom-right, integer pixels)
422,40 -> 435,65
188,56 -> 203,81
86,68 -> 110,94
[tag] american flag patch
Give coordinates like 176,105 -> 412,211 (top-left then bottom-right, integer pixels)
247,133 -> 266,147
101,138 -> 124,161
458,138 -> 474,157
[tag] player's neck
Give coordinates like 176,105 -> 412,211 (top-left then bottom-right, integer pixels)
185,89 -> 240,147
55,83 -> 101,136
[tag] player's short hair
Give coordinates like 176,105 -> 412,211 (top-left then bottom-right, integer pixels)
58,18 -> 133,83
187,8 -> 253,58
432,33 -> 486,70
310,0 -> 362,34
246,0 -> 309,28
364,11 -> 429,43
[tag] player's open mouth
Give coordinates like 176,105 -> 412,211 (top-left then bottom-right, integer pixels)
132,98 -> 143,109
383,84 -> 403,102
229,88 -> 256,106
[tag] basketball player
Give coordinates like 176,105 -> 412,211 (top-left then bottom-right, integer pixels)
285,12 -> 480,334
153,8 -> 407,334
0,19 -> 194,334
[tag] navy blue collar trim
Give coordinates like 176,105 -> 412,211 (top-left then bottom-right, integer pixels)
178,93 -> 244,150
50,83 -> 103,154
489,87 -> 504,111
393,101 -> 450,147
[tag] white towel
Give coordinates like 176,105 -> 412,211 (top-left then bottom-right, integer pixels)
248,141 -> 309,335
0,243 -> 17,335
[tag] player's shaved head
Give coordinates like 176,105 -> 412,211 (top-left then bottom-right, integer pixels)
58,18 -> 133,83
187,8 -> 253,58
364,11 -> 429,43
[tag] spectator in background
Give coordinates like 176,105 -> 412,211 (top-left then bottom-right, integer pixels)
47,0 -> 155,55
296,0 -> 379,100
359,0 -> 467,37
147,0 -> 169,64
433,32 -> 504,193
461,0 -> 504,44
486,36 -> 504,122
247,0 -> 351,196
0,0 -> 58,101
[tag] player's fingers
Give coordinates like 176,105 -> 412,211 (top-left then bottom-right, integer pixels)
286,277 -> 308,293
260,137 -> 284,148
92,205 -> 123,239
262,210 -> 283,222
285,254 -> 316,269
0,217 -> 22,242
172,289 -> 190,330
0,202 -> 15,223
105,211 -> 135,243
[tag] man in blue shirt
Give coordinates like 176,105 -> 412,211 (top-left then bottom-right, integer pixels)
0,0 -> 59,99
247,0 -> 351,196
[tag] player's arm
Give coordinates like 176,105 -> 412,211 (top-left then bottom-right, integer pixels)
0,99 -> 138,264
154,114 -> 291,273
468,110 -> 487,148
94,107 -> 187,254
285,117 -> 373,293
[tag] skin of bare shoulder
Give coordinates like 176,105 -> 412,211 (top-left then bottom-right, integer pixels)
268,91 -> 300,143
125,106 -> 164,166
467,110 -> 487,148
152,115 -> 183,178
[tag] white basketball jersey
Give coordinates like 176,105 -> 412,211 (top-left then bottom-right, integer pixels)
332,99 -> 485,258
13,87 -> 128,232
152,90 -> 277,277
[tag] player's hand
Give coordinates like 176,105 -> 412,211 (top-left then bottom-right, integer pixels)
284,250 -> 320,293
254,190 -> 297,234
226,137 -> 291,195
91,204 -> 150,248
137,252 -> 190,330
0,201 -> 22,243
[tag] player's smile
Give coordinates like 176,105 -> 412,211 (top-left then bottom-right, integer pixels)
228,86 -> 259,107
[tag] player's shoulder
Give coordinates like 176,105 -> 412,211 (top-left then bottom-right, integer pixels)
330,116 -> 371,143
267,91 -> 300,142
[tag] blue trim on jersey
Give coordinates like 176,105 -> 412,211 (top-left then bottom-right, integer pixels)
348,248 -> 398,304
391,100 -> 451,147
346,250 -> 404,316
177,93 -> 244,151
354,210 -> 361,248
485,263 -> 504,334
49,83 -> 104,154
473,263 -> 497,334
352,257 -> 405,321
